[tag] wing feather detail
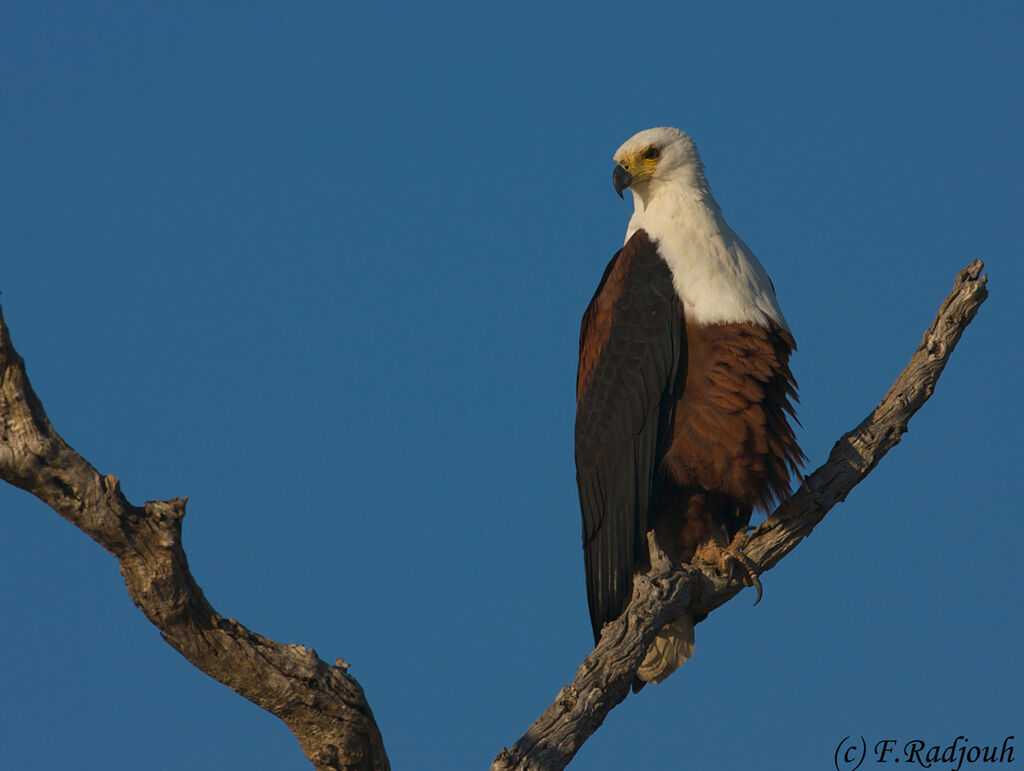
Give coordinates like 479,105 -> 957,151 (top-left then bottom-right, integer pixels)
575,230 -> 684,642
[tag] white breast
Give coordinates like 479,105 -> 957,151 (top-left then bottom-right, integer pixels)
626,190 -> 789,330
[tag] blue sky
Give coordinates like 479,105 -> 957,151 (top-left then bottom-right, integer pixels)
1,2 -> 1021,769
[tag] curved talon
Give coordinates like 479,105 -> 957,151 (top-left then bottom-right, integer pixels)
732,550 -> 763,606
719,526 -> 764,605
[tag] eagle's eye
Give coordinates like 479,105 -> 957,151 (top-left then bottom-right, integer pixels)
643,146 -> 661,160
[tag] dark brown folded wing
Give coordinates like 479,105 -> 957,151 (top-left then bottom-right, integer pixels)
575,230 -> 684,642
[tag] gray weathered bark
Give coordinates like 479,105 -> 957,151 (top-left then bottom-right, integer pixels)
491,259 -> 988,771
0,307 -> 390,771
0,261 -> 987,771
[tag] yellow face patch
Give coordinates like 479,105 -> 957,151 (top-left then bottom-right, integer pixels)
616,145 -> 661,181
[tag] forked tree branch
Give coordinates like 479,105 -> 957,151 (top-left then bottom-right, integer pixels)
491,259 -> 988,771
0,261 -> 987,771
0,309 -> 390,770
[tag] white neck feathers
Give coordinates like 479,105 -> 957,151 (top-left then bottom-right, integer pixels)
625,182 -> 789,330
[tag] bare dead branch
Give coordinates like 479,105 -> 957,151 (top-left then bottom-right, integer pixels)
0,260 -> 988,771
0,307 -> 390,771
491,259 -> 988,771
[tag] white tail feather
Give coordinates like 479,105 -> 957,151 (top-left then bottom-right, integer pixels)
637,613 -> 695,684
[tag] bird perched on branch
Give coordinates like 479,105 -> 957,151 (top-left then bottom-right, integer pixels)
575,127 -> 803,684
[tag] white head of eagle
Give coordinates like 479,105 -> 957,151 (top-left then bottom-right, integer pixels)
613,126 -> 707,199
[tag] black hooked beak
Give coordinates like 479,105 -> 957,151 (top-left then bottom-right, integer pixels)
612,164 -> 633,198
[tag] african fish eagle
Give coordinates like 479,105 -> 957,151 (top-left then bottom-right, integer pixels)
575,127 -> 803,684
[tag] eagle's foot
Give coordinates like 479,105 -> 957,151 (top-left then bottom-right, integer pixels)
694,527 -> 763,605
